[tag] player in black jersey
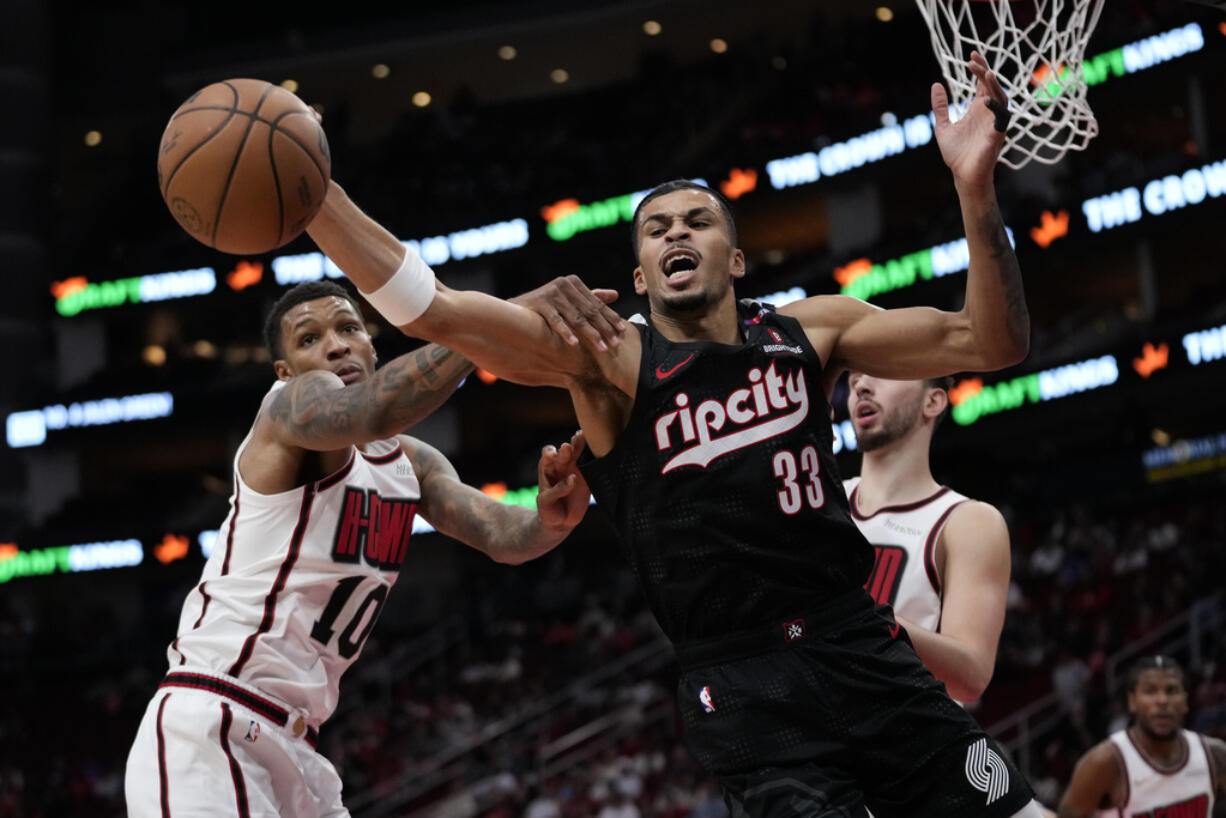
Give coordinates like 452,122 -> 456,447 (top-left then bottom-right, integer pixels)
307,50 -> 1043,818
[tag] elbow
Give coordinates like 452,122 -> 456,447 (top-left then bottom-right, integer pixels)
950,664 -> 994,703
977,332 -> 1029,371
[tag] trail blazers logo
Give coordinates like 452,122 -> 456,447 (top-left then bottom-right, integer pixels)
332,488 -> 417,570
654,361 -> 810,473
964,737 -> 1009,805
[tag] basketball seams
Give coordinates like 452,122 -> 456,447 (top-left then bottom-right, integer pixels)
266,119 -> 288,248
161,85 -> 240,201
268,111 -> 330,183
210,80 -> 277,248
160,79 -> 331,253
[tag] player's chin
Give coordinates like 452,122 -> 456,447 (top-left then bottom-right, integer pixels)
660,291 -> 709,313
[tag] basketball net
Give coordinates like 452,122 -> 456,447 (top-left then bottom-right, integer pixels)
914,0 -> 1106,169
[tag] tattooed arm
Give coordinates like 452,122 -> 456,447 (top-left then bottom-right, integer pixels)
783,51 -> 1027,379
403,431 -> 590,564
265,343 -> 474,452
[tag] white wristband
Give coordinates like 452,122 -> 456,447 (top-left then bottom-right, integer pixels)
361,245 -> 437,326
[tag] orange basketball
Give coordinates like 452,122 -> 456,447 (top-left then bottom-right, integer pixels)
157,79 -> 331,255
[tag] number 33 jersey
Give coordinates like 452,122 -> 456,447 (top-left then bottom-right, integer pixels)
580,301 -> 873,648
169,382 -> 420,728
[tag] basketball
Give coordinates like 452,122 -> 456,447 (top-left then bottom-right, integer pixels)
157,78 -> 331,255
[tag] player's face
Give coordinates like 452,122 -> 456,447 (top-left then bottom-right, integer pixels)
1128,669 -> 1188,740
632,189 -> 745,315
274,297 -> 376,385
846,373 -> 928,452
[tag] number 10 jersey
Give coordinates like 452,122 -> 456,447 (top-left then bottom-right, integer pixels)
169,382 -> 421,729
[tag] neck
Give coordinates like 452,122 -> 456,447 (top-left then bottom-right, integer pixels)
855,428 -> 939,513
1129,724 -> 1185,764
650,289 -> 741,344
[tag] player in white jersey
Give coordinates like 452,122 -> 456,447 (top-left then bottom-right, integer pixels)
840,372 -> 1012,704
1058,656 -> 1226,818
125,279 -> 621,818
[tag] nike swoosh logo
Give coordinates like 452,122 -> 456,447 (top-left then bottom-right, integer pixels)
655,353 -> 695,380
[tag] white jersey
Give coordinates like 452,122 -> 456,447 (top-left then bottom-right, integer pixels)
842,477 -> 969,632
169,382 -> 421,729
1101,729 -> 1215,818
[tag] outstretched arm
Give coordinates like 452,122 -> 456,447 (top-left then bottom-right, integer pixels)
785,52 -> 1028,379
897,501 -> 1010,702
265,343 -> 474,451
306,182 -> 635,393
404,431 -> 590,565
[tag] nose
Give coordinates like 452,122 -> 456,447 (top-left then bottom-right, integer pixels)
323,330 -> 350,360
665,219 -> 690,242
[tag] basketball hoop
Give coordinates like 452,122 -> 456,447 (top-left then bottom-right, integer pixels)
914,0 -> 1107,169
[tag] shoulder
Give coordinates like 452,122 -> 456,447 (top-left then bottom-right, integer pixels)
945,498 -> 1007,532
1074,737 -> 1127,782
395,434 -> 451,476
1202,734 -> 1226,777
940,499 -> 1010,564
778,294 -> 877,327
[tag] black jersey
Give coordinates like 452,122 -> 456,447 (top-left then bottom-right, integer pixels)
581,300 -> 873,648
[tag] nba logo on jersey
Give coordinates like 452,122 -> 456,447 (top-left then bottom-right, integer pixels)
245,720 -> 261,743
783,619 -> 806,642
699,686 -> 716,713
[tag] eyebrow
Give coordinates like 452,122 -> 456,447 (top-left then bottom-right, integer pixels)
642,206 -> 718,228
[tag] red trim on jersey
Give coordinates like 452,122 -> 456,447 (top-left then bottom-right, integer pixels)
361,444 -> 405,466
221,477 -> 241,576
173,580 -> 213,665
156,692 -> 171,818
848,485 -> 952,521
923,500 -> 968,597
1108,738 -> 1129,818
218,703 -> 251,818
1199,734 -> 1218,801
1126,726 -> 1191,775
228,482 -> 316,678
317,451 -> 356,491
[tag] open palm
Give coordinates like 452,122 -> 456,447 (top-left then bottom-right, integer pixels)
932,50 -> 1011,192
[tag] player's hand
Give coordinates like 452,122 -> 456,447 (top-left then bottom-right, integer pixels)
513,275 -> 626,352
931,50 -> 1010,194
535,430 -> 590,532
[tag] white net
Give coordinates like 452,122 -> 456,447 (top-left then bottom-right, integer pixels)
914,0 -> 1106,169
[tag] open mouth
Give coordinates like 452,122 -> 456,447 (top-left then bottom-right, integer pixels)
661,249 -> 701,281
336,365 -> 363,384
854,403 -> 879,425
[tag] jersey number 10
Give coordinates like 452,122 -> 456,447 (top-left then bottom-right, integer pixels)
310,576 -> 390,660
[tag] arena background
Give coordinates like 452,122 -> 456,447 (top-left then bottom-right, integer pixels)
1,1 -> 1225,815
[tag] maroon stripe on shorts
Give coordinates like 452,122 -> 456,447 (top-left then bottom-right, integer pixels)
228,483 -> 316,677
218,703 -> 251,818
156,693 -> 171,818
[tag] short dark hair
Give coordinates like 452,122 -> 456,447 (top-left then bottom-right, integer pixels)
263,280 -> 364,360
630,180 -> 738,256
924,375 -> 956,429
1127,655 -> 1185,691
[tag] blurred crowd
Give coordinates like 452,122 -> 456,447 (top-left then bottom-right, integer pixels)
3,478 -> 1225,818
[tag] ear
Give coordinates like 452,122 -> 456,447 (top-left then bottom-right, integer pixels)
633,266 -> 647,296
730,248 -> 747,281
923,385 -> 949,422
274,359 -> 294,381
1126,691 -> 1137,715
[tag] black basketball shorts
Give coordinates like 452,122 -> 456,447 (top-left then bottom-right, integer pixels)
673,592 -> 1034,818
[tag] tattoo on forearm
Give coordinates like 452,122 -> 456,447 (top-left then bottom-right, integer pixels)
981,203 -> 1029,350
273,344 -> 474,443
